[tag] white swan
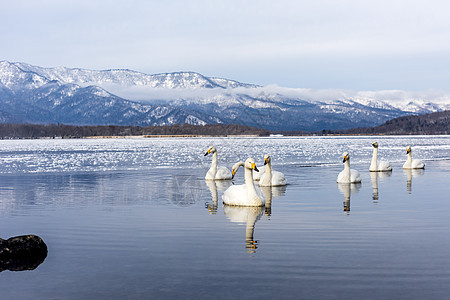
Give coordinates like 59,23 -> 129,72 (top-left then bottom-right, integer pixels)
222,158 -> 265,207
369,142 -> 392,172
337,152 -> 362,183
403,146 -> 425,169
259,154 -> 287,187
204,146 -> 232,180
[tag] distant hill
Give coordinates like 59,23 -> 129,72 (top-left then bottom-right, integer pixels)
2,60 -> 450,131
334,110 -> 450,135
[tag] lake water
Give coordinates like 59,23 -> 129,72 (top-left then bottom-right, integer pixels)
0,136 -> 449,299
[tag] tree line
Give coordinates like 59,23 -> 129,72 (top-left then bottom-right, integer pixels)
0,123 -> 271,139
0,110 -> 448,138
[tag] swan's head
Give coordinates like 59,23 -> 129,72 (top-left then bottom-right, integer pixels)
204,146 -> 217,156
231,161 -> 244,179
263,154 -> 271,165
372,142 -> 378,148
406,146 -> 411,154
245,158 -> 259,172
342,152 -> 350,163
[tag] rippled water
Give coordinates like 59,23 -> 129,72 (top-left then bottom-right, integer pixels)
0,136 -> 449,299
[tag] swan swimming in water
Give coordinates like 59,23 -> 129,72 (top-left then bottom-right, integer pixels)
403,146 -> 425,169
337,152 -> 362,183
259,154 -> 287,187
222,158 -> 265,207
204,146 -> 232,180
369,142 -> 392,172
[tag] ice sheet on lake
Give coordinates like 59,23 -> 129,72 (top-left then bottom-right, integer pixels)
0,136 -> 449,174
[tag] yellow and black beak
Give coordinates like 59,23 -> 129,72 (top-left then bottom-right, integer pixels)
204,149 -> 211,156
407,148 -> 411,154
343,155 -> 348,163
264,158 -> 268,165
231,170 -> 236,179
252,163 -> 259,172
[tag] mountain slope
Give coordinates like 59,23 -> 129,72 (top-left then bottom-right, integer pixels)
339,110 -> 450,135
0,60 -> 449,131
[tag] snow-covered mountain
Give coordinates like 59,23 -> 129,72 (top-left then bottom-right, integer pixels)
0,60 -> 448,131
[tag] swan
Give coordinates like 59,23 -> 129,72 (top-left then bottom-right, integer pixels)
204,146 -> 232,180
403,146 -> 425,169
337,152 -> 362,183
222,158 -> 265,207
259,154 -> 287,187
369,142 -> 392,172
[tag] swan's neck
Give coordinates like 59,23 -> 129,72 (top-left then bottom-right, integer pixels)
370,148 -> 378,170
244,167 -> 262,204
209,152 -> 218,174
244,166 -> 255,186
261,161 -> 272,186
406,152 -> 412,163
343,159 -> 351,181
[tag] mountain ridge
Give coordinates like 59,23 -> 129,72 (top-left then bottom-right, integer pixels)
1,60 -> 449,131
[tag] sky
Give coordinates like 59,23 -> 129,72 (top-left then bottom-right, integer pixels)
2,0 -> 450,92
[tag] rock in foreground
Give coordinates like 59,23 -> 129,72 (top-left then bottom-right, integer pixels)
0,235 -> 48,272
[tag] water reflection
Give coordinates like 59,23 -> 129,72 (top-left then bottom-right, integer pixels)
223,205 -> 264,253
167,175 -> 203,207
337,183 -> 361,213
404,169 -> 425,194
204,180 -> 232,214
369,171 -> 392,202
260,186 -> 287,218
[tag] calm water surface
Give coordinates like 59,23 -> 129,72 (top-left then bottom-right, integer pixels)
0,136 -> 449,299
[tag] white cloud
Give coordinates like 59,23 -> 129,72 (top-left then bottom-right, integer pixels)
92,81 -> 450,107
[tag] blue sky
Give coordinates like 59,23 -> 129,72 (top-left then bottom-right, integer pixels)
2,0 -> 450,92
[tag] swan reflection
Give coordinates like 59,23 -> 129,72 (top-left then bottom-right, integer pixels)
337,183 -> 361,213
404,168 -> 425,194
205,180 -> 231,214
369,171 -> 392,202
260,186 -> 287,218
167,175 -> 203,207
223,205 -> 264,253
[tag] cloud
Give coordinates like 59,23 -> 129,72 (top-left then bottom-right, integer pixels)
92,82 -> 450,107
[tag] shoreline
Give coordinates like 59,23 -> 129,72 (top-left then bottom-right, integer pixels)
32,133 -> 449,139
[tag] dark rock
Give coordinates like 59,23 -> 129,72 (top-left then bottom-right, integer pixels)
0,235 -> 48,272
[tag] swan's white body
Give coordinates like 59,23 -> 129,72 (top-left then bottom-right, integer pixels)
369,142 -> 392,172
222,159 -> 265,207
259,154 -> 287,187
337,152 -> 362,183
403,146 -> 425,169
204,146 -> 232,180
